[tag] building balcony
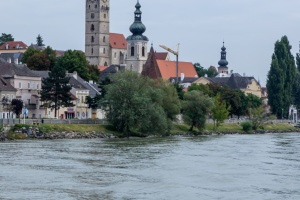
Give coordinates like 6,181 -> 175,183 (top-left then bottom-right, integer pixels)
27,104 -> 37,109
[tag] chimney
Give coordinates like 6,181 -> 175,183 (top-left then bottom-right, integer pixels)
89,80 -> 93,84
73,71 -> 78,80
5,44 -> 9,50
7,57 -> 11,63
181,73 -> 185,82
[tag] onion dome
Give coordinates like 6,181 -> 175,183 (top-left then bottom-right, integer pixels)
127,1 -> 149,41
218,42 -> 228,67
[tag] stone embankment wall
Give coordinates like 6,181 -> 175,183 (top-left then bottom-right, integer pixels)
0,127 -> 116,142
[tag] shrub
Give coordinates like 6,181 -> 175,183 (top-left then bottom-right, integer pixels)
241,121 -> 253,132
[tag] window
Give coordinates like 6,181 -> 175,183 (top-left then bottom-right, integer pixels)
95,4 -> 98,8
19,82 -> 22,89
104,62 -> 108,66
103,48 -> 106,54
103,36 -> 106,43
131,46 -> 134,56
91,48 -> 94,54
114,52 -> 117,58
88,5 -> 90,9
37,84 -> 39,90
28,83 -> 30,89
104,14 -> 106,18
91,36 -> 94,43
91,24 -> 95,31
142,47 -> 145,57
91,13 -> 94,18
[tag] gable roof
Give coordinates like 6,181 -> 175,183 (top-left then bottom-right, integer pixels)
0,52 -> 23,63
155,52 -> 168,60
156,60 -> 198,80
197,73 -> 259,90
109,33 -> 127,49
0,41 -> 28,50
99,65 -> 119,81
142,47 -> 162,79
0,61 -> 40,78
0,77 -> 17,92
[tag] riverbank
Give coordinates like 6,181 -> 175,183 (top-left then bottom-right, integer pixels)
0,123 -> 299,142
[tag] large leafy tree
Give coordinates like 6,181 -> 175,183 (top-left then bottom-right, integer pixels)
22,46 -> 56,70
56,50 -> 97,82
182,90 -> 214,133
206,66 -> 218,77
0,33 -> 14,45
267,36 -> 296,118
212,93 -> 230,129
194,63 -> 206,77
188,83 -> 210,95
103,71 -> 174,135
40,64 -> 74,117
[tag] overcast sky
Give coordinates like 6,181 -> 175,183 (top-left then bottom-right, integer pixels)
1,0 -> 300,86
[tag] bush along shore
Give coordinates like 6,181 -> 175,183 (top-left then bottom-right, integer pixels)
0,124 -> 299,142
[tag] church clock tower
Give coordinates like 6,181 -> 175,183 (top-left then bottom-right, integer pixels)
85,0 -> 110,66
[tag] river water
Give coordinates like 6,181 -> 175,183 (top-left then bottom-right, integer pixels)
0,133 -> 300,200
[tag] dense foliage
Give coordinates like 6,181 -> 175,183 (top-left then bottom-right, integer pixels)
194,63 -> 218,77
56,50 -> 99,82
212,93 -> 230,129
22,46 -> 56,70
11,99 -> 24,117
36,34 -> 44,47
267,36 -> 296,118
102,71 -> 180,135
0,33 -> 14,45
182,90 -> 214,133
40,64 -> 74,117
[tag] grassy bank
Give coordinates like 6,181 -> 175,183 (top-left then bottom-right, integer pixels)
7,122 -> 299,139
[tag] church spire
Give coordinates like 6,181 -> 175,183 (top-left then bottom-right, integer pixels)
218,42 -> 228,67
127,0 -> 148,41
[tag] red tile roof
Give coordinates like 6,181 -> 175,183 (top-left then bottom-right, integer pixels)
156,60 -> 198,80
155,52 -> 168,60
0,41 -> 28,50
109,33 -> 127,49
98,66 -> 109,72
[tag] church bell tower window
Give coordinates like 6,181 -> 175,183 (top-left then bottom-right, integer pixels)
142,47 -> 145,57
91,24 -> 94,31
131,46 -> 134,56
91,36 -> 94,43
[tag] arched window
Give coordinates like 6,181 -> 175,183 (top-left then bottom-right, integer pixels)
103,48 -> 106,54
91,24 -> 94,31
142,47 -> 145,57
95,4 -> 98,8
104,62 -> 108,66
103,36 -> 106,43
104,14 -> 106,18
91,36 -> 94,43
91,48 -> 93,54
91,13 -> 94,19
88,5 -> 91,9
131,46 -> 134,56
114,52 -> 117,58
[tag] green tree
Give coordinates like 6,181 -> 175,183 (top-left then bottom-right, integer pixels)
22,46 -> 41,64
188,83 -> 210,95
0,33 -> 14,45
174,83 -> 184,100
56,50 -> 92,81
212,93 -> 230,129
153,79 -> 181,131
293,52 -> 300,108
11,99 -> 23,117
103,71 -> 170,135
182,90 -> 214,133
23,46 -> 56,70
86,94 -> 102,110
267,36 -> 296,118
194,63 -> 206,77
206,66 -> 218,77
37,34 -> 44,47
40,65 -> 74,118
250,106 -> 268,130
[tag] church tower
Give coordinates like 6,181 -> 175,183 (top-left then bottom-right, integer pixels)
85,0 -> 110,66
218,42 -> 229,75
125,1 -> 149,73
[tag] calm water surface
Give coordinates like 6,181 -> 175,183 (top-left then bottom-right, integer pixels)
0,133 -> 300,200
